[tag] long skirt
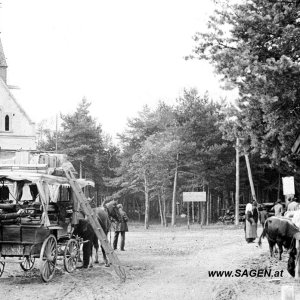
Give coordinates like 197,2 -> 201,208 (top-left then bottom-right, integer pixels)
245,220 -> 257,242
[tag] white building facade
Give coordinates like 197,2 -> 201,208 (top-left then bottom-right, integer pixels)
0,37 -> 36,152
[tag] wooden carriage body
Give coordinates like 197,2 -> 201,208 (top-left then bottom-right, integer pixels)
0,153 -> 94,281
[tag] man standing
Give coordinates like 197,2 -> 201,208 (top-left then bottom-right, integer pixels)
272,199 -> 284,216
259,205 -> 268,228
113,204 -> 128,251
287,197 -> 299,211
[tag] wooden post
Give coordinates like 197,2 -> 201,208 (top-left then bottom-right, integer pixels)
281,286 -> 295,300
187,202 -> 190,229
245,153 -> 257,201
235,138 -> 240,225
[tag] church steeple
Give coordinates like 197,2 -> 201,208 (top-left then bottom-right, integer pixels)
0,35 -> 7,84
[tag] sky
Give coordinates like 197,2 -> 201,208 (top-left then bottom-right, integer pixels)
0,0 -> 237,141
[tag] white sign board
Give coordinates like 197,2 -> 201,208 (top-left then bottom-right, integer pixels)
183,192 -> 206,202
282,176 -> 295,195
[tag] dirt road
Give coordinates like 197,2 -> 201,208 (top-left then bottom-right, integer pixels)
0,223 -> 299,300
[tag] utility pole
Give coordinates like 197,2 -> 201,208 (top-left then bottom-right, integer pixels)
245,153 -> 257,201
235,137 -> 240,226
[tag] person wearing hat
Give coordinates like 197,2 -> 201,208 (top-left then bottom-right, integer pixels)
271,199 -> 284,216
113,204 -> 129,251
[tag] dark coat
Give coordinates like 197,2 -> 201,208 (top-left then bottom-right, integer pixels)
259,210 -> 268,224
115,209 -> 128,232
252,207 -> 259,223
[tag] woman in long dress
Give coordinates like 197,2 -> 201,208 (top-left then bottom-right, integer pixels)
245,201 -> 258,243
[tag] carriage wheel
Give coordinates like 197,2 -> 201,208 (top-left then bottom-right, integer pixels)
40,234 -> 57,282
64,239 -> 79,273
20,256 -> 35,271
0,259 -> 5,277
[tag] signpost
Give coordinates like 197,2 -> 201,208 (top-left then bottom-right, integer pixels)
183,192 -> 206,202
183,192 -> 206,229
282,176 -> 295,196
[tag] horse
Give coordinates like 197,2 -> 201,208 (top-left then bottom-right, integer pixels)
73,199 -> 122,268
93,200 -> 122,266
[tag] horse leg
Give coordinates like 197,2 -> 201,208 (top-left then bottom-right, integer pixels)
278,243 -> 283,260
101,246 -> 109,267
89,243 -> 94,268
268,240 -> 275,258
120,231 -> 125,251
113,231 -> 119,250
93,235 -> 99,264
288,254 -> 296,277
82,240 -> 92,268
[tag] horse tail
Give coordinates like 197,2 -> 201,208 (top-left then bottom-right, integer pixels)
258,219 -> 268,247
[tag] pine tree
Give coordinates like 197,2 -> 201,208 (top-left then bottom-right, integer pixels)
60,98 -> 105,189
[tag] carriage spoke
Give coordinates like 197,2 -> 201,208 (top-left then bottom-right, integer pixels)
64,239 -> 79,273
40,235 -> 57,282
20,256 -> 35,272
0,260 -> 5,277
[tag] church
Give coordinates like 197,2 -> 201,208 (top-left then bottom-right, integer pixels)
0,36 -> 36,153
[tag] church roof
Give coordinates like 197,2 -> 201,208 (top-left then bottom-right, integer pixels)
0,37 -> 7,68
0,77 -> 35,125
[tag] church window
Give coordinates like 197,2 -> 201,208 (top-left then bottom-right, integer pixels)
5,115 -> 9,131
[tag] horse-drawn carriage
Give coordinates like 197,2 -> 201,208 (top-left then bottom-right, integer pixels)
0,153 -> 95,282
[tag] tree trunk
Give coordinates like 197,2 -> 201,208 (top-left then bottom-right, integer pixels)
209,192 -> 212,223
171,153 -> 179,226
217,196 -> 220,218
206,186 -> 209,225
162,194 -> 167,227
158,190 -> 165,226
192,202 -> 195,223
201,202 -> 205,226
144,171 -> 150,229
235,137 -> 240,225
245,153 -> 257,201
187,202 -> 190,229
277,171 -> 281,200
